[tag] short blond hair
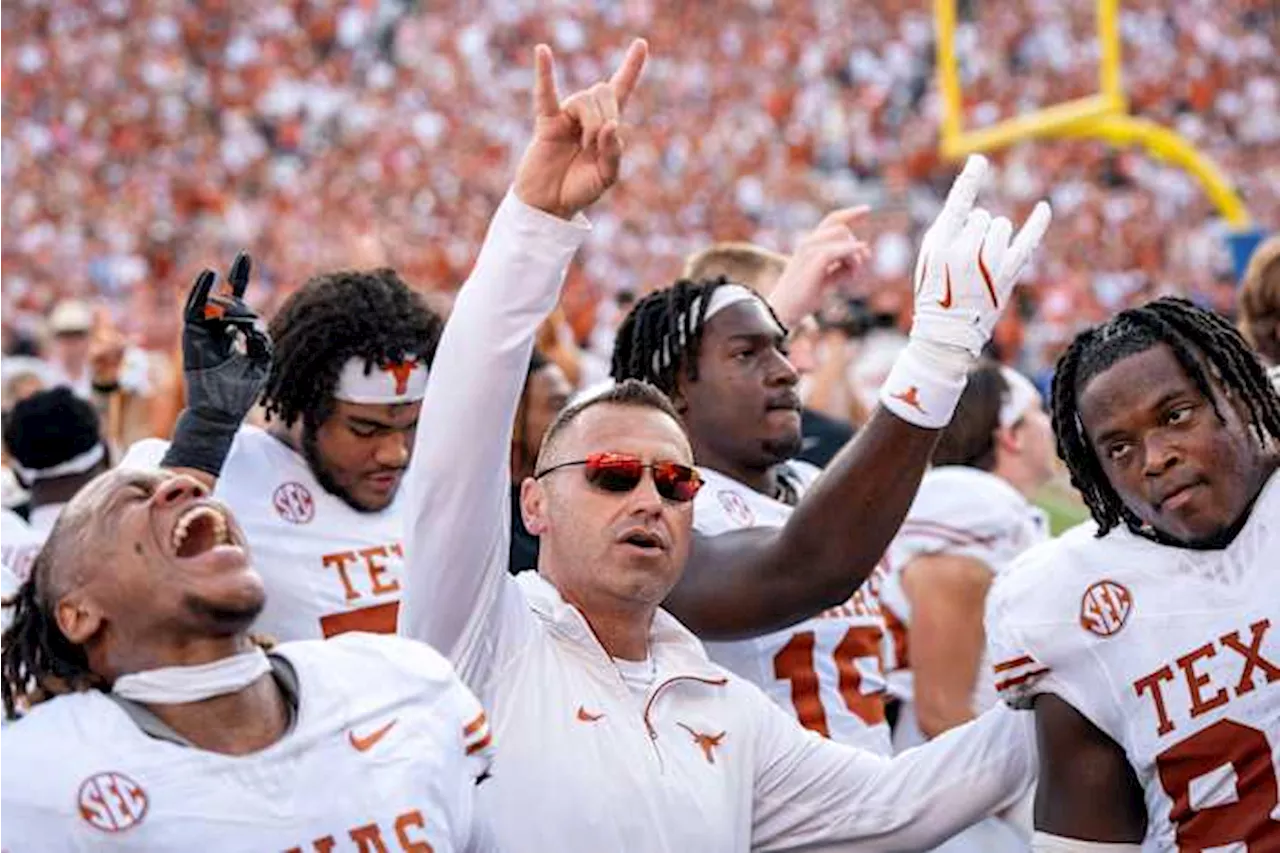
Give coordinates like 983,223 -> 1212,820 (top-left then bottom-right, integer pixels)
1239,235 -> 1280,347
682,242 -> 787,295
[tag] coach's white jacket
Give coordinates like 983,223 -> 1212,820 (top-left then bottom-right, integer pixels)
400,192 -> 1037,852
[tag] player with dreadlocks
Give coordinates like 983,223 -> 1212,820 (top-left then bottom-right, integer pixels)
987,296 -> 1280,852
0,466 -> 492,849
124,257 -> 444,643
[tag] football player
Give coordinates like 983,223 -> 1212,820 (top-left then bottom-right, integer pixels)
125,259 -> 443,642
1,467 -> 492,851
987,297 -> 1280,851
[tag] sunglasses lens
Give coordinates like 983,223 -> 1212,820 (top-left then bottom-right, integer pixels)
654,463 -> 703,503
584,454 -> 644,493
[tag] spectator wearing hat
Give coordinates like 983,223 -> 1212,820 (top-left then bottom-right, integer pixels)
44,301 -> 156,453
2,387 -> 110,543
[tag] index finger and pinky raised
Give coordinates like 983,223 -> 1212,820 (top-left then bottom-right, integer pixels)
532,39 -> 649,120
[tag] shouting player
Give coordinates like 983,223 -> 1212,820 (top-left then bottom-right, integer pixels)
0,468 -> 492,850
126,257 -> 443,641
987,298 -> 1280,851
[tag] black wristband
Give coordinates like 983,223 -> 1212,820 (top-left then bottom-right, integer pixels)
92,380 -> 122,394
161,409 -> 242,476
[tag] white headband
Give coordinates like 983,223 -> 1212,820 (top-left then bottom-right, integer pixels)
651,284 -> 781,375
12,442 -> 106,484
335,355 -> 429,404
998,366 -> 1043,429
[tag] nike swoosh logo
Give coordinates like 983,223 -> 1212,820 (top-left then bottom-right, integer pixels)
349,719 -> 398,752
937,265 -> 953,309
977,238 -> 998,307
576,706 -> 605,723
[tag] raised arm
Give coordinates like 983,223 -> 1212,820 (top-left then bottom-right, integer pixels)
158,253 -> 273,489
397,41 -> 648,683
667,158 -> 1052,638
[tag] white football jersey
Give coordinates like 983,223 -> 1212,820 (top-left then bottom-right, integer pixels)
697,462 -> 893,755
123,427 -> 407,642
879,466 -> 1049,747
2,507 -> 42,585
988,472 -> 1280,850
1,633 -> 493,852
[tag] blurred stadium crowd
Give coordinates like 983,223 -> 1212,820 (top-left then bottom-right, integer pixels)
2,0 -> 1278,441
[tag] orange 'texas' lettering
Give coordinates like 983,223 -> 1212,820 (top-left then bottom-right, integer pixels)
348,823 -> 389,853
381,359 -> 419,396
1132,618 -> 1279,738
395,810 -> 433,853
1177,643 -> 1229,718
323,551 -> 361,601
321,541 -> 406,602
287,809 -> 434,853
360,546 -> 401,596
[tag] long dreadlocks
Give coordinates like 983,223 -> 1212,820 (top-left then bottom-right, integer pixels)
610,276 -> 787,395
1051,296 -> 1280,537
261,268 -> 443,427
1,521 -> 99,719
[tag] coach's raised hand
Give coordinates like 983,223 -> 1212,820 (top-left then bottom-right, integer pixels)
514,39 -> 648,220
161,252 -> 272,481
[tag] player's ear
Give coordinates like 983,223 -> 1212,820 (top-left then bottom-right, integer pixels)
56,592 -> 104,646
520,476 -> 548,535
669,372 -> 691,417
994,423 -> 1020,455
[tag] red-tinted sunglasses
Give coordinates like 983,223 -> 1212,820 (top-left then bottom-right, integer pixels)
534,452 -> 704,503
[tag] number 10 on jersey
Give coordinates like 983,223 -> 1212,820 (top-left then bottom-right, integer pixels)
773,626 -> 887,737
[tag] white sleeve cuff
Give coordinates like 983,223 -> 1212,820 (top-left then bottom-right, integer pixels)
494,190 -> 592,249
878,342 -> 970,429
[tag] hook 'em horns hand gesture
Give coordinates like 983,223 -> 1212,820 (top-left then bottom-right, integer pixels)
514,39 -> 649,221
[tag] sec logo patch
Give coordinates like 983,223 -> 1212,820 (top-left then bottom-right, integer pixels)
1079,580 -> 1133,637
78,771 -> 148,833
273,482 -> 315,524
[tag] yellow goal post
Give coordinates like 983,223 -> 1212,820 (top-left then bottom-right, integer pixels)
934,0 -> 1254,231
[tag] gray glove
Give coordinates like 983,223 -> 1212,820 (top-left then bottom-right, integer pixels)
161,252 -> 273,476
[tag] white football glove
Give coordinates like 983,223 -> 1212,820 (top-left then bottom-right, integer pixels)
881,155 -> 1052,428
911,155 -> 1051,357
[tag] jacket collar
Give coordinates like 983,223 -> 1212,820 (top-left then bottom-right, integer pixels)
516,572 -> 726,682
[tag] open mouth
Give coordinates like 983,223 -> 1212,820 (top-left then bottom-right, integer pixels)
172,505 -> 232,558
621,530 -> 664,551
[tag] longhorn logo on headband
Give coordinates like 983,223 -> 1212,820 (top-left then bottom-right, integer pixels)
380,357 -> 420,396
335,354 -> 429,404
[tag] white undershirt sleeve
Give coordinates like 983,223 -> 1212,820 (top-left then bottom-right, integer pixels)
398,191 -> 590,695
